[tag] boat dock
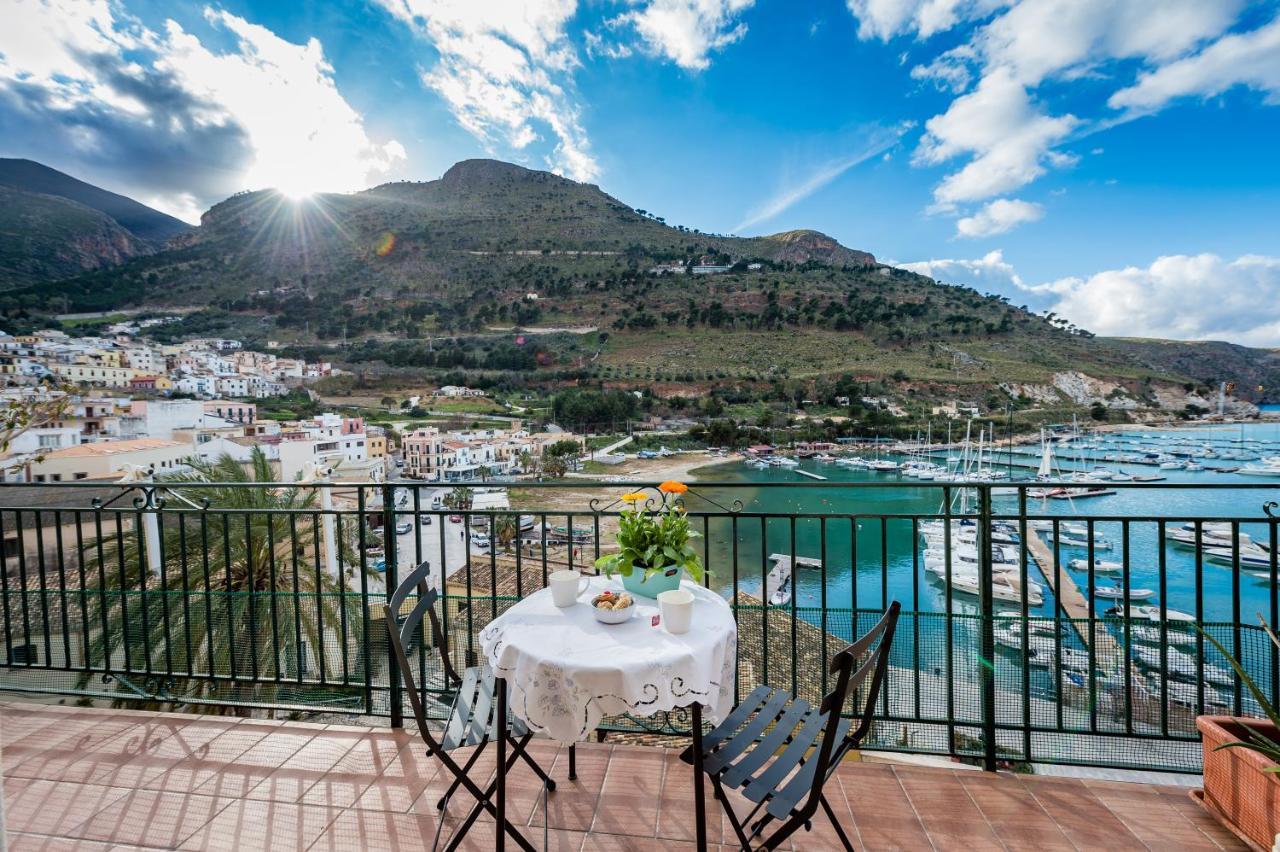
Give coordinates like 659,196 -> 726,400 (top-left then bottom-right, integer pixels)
765,553 -> 824,605
795,469 -> 827,481
1023,532 -> 1121,670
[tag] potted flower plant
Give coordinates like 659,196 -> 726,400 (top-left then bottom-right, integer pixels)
1195,620 -> 1280,851
594,481 -> 705,598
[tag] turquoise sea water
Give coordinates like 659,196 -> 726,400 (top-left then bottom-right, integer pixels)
683,421 -> 1280,684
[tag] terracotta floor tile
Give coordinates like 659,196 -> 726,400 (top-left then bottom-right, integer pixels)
69,789 -> 229,848
580,832 -> 699,851
533,744 -> 613,834
350,747 -> 445,813
242,730 -> 364,803
0,705 -> 1254,852
188,728 -> 317,799
131,723 -> 276,794
177,798 -> 341,851
1,779 -> 132,837
440,818 -> 585,852
307,808 -> 446,852
592,747 -> 665,837
6,833 -> 117,851
1026,781 -> 1147,851
655,749 -> 721,845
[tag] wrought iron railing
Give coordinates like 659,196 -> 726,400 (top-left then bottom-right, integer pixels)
0,478 -> 1275,773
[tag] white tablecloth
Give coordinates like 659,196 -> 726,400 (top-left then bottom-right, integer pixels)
479,576 -> 738,743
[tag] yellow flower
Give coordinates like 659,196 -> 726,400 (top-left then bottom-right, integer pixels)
620,492 -> 647,503
658,481 -> 688,495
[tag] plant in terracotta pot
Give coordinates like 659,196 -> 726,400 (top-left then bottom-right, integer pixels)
594,481 -> 705,598
1195,620 -> 1280,851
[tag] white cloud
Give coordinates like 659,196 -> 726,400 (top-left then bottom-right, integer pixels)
860,0 -> 1253,232
976,0 -> 1241,87
844,0 -> 1002,41
0,0 -> 402,219
910,45 -> 975,92
955,197 -> 1042,237
733,124 -> 909,232
377,0 -> 599,181
914,68 -> 1077,207
1045,254 -> 1280,345
900,249 -> 1280,346
1108,15 -> 1280,114
610,0 -> 755,71
162,10 -> 406,200
897,249 -> 1025,294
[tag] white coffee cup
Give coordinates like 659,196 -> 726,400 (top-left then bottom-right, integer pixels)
549,570 -> 589,607
657,588 -> 695,634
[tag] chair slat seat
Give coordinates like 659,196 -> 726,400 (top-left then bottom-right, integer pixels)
685,601 -> 901,851
442,664 -> 529,750
382,559 -> 555,852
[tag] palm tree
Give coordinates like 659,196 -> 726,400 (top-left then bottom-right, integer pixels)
443,486 -> 474,510
492,515 -> 519,553
78,449 -> 376,714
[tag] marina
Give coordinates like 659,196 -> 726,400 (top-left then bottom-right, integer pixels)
688,417 -> 1280,742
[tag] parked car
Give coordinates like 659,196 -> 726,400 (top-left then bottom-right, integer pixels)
449,515 -> 463,523
394,522 -> 412,535
469,533 -> 491,549
420,515 -> 433,525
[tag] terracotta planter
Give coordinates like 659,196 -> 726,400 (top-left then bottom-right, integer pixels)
1196,715 -> 1280,851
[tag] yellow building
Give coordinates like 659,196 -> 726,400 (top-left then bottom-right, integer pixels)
367,435 -> 387,459
49,364 -> 135,388
26,438 -> 191,482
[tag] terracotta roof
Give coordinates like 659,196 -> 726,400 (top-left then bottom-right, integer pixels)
41,438 -> 186,458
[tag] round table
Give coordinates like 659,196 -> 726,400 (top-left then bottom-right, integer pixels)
478,575 -> 738,744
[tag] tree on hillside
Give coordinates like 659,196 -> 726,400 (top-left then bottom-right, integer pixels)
542,455 -> 569,479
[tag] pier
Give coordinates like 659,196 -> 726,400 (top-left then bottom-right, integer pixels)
795,468 -> 827,480
764,553 -> 824,605
1022,531 -> 1121,670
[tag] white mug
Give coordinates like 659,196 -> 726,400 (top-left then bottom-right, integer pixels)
657,588 -> 695,634
549,570 -> 590,607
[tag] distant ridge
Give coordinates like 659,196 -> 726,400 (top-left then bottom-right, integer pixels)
0,159 -> 190,245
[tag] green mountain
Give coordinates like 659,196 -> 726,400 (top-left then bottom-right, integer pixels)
0,185 -> 150,288
2,158 -> 1273,411
0,160 -> 193,289
0,159 -> 190,244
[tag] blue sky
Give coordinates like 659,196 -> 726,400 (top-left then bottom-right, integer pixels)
2,0 -> 1280,344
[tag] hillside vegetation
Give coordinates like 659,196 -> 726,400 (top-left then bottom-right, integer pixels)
1,157 -> 1273,412
0,186 -> 151,288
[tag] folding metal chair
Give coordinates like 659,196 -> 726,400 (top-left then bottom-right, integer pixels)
383,559 -> 557,852
683,601 -> 901,851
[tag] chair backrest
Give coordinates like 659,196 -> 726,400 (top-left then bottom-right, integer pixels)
828,599 -> 901,748
381,559 -> 460,744
801,601 -> 901,815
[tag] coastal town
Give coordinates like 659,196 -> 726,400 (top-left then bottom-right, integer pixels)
0,325 -> 572,487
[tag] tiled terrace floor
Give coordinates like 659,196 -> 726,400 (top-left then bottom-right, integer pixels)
0,702 -> 1245,851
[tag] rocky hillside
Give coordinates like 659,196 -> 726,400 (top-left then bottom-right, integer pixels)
0,186 -> 151,288
0,159 -> 189,245
0,157 -> 1271,412
0,159 -> 193,289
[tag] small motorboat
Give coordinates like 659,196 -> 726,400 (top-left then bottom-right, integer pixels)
1093,585 -> 1154,600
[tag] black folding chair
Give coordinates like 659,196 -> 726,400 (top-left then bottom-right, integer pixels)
383,559 -> 557,852
683,601 -> 901,851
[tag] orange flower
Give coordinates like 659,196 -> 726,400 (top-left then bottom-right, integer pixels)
658,481 -> 688,495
